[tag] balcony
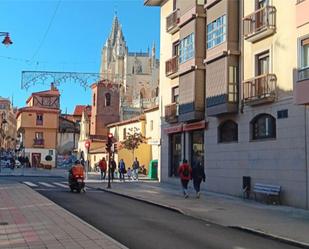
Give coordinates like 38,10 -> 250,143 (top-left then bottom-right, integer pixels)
295,67 -> 309,105
165,103 -> 179,123
33,138 -> 44,147
165,56 -> 179,78
243,6 -> 276,43
36,120 -> 43,125
166,9 -> 180,34
242,74 -> 277,106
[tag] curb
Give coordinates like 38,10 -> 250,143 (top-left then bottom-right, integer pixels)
229,226 -> 309,249
0,175 -> 66,178
93,186 -> 309,249
95,187 -> 185,215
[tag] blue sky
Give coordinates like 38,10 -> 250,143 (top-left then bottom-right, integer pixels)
0,0 -> 160,113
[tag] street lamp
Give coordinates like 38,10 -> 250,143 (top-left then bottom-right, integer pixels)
0,32 -> 13,46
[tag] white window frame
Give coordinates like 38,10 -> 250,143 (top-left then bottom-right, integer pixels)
179,33 -> 195,64
207,15 -> 227,49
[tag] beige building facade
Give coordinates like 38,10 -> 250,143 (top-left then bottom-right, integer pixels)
146,0 -> 309,209
16,84 -> 60,168
108,106 -> 159,173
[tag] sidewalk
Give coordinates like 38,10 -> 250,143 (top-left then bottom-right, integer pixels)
87,181 -> 309,248
0,182 -> 127,249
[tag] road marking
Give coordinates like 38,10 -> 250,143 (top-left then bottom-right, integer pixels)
38,182 -> 55,188
53,182 -> 68,188
23,181 -> 38,187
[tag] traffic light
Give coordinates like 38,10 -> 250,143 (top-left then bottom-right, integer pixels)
113,143 -> 117,153
106,133 -> 113,152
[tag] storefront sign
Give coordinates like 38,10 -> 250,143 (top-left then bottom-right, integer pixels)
148,139 -> 161,145
183,121 -> 207,132
164,124 -> 183,134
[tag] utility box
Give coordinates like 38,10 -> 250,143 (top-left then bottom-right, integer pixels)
148,160 -> 158,180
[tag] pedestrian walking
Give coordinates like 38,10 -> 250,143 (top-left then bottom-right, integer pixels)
192,159 -> 206,199
178,159 -> 192,198
110,158 -> 117,181
98,157 -> 107,180
118,159 -> 126,181
127,167 -> 132,180
132,157 -> 139,180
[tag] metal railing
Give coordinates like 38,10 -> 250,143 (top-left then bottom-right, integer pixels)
298,66 -> 309,81
165,102 -> 178,123
242,74 -> 277,102
243,6 -> 276,38
33,138 -> 44,146
165,56 -> 179,76
166,9 -> 180,32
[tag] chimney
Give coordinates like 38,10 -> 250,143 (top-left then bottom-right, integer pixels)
51,82 -> 56,90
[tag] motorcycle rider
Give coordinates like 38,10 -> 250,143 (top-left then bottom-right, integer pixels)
69,160 -> 85,192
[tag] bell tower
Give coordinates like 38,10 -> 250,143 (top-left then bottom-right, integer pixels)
90,81 -> 120,136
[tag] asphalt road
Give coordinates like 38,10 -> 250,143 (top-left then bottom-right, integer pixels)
0,176 -> 300,249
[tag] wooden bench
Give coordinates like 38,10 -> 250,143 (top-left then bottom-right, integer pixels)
253,183 -> 281,204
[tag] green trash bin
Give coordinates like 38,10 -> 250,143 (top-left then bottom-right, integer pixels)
148,159 -> 158,180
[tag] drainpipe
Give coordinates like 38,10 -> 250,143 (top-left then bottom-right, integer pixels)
305,105 -> 309,209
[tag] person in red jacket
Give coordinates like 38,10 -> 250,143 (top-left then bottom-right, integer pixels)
178,159 -> 192,198
99,157 -> 107,180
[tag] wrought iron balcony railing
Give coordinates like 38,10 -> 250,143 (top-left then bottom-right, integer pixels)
36,120 -> 43,125
33,138 -> 44,147
243,6 -> 276,41
298,66 -> 309,81
166,9 -> 180,33
242,74 -> 277,105
165,56 -> 179,76
165,102 -> 179,123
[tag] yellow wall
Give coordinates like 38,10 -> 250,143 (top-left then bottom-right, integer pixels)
243,0 -> 297,94
24,129 -> 57,148
118,143 -> 152,172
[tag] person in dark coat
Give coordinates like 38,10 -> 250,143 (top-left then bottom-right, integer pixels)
192,159 -> 206,198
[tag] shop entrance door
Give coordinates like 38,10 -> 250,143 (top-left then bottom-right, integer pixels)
170,133 -> 182,177
31,153 -> 41,168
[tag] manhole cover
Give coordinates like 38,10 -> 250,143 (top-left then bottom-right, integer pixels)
0,222 -> 8,226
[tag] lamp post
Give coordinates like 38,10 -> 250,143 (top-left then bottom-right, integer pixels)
0,32 -> 13,46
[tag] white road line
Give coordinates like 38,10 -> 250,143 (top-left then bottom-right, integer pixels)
38,182 -> 55,188
23,181 -> 38,187
53,182 -> 68,188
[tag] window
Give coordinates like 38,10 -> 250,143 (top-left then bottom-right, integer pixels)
256,51 -> 269,75
35,132 -> 43,140
172,86 -> 179,103
93,94 -> 96,107
169,133 -> 182,177
172,41 -> 179,57
218,120 -> 238,143
150,120 -> 153,131
179,33 -> 194,64
251,114 -> 276,140
299,37 -> 309,80
191,130 -> 204,168
256,0 -> 268,9
105,93 -> 111,106
48,150 -> 53,155
36,114 -> 43,125
123,128 -> 126,139
228,66 -> 238,102
207,15 -> 226,49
